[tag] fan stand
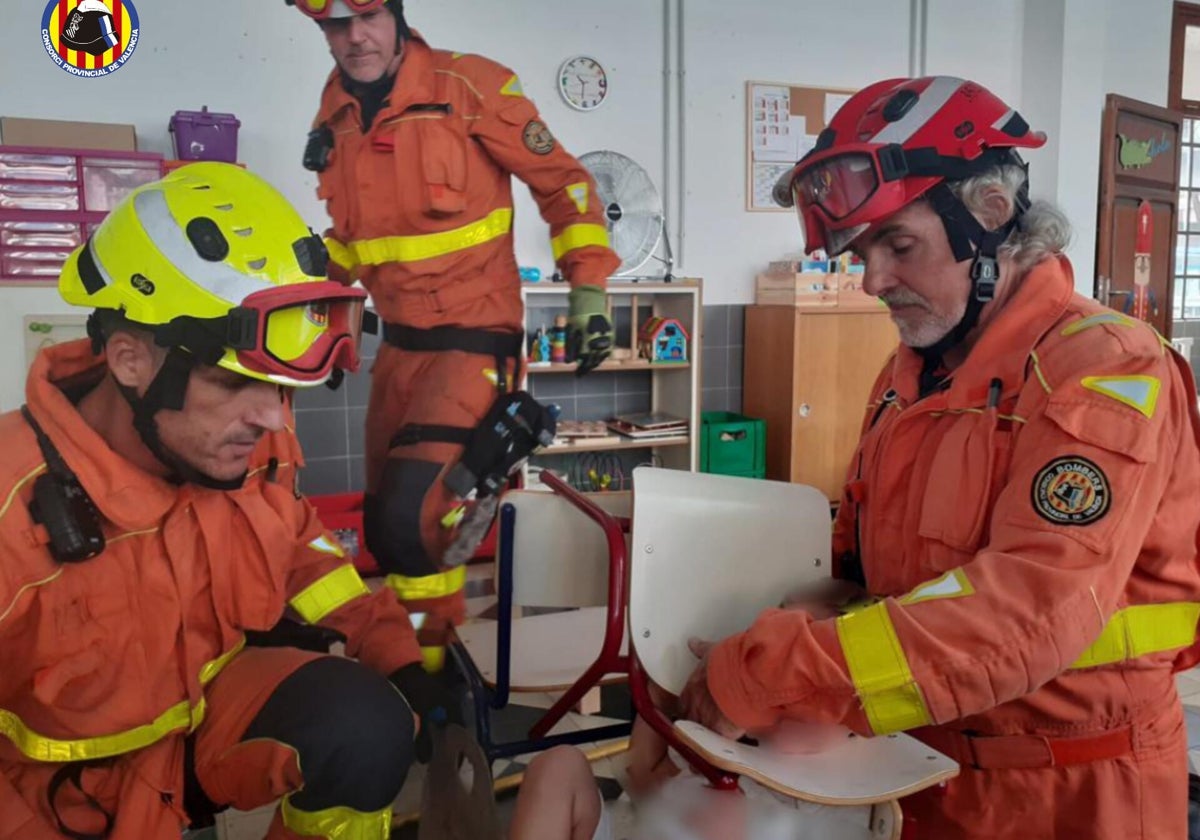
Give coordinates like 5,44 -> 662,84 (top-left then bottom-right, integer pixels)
607,203 -> 675,284
641,214 -> 675,283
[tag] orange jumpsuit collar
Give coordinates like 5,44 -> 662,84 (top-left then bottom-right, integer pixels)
316,30 -> 437,127
25,340 -> 181,531
892,255 -> 1076,407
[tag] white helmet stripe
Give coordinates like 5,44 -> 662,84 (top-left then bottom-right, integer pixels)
328,0 -> 359,17
134,190 -> 272,306
870,76 -> 964,146
992,109 -> 1016,131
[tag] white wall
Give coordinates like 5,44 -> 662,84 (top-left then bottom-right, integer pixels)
1014,0 -> 1174,290
0,0 -> 1182,407
0,0 -> 665,409
680,0 -> 913,304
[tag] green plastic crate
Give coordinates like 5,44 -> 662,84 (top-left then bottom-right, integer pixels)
700,411 -> 766,478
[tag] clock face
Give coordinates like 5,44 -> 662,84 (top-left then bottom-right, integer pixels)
559,56 -> 608,111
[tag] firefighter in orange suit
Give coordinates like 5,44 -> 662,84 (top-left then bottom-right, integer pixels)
290,0 -> 621,669
0,163 -> 456,840
680,77 -> 1200,839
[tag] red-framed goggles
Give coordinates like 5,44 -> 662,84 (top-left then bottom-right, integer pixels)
777,143 -> 929,257
220,282 -> 368,385
288,0 -> 387,21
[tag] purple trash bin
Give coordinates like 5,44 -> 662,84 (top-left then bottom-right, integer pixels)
169,106 -> 241,163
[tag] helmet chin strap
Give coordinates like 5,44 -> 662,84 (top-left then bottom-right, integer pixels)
117,347 -> 248,491
914,182 -> 1023,391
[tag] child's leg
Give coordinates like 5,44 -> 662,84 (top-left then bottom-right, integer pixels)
509,746 -> 604,840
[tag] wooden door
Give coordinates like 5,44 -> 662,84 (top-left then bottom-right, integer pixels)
1095,94 -> 1183,338
791,311 -> 897,500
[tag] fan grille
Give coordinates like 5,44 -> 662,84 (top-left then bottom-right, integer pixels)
579,151 -> 663,276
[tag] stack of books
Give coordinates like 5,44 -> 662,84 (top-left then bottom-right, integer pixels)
605,412 -> 689,440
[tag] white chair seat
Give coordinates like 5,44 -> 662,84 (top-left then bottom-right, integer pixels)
455,607 -> 628,692
628,468 -> 958,817
675,721 -> 958,805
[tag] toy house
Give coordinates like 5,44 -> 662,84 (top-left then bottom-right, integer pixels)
639,316 -> 689,363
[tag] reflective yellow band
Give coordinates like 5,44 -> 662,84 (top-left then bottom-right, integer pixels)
0,699 -> 206,764
421,645 -> 447,673
1071,602 -> 1200,669
349,208 -> 513,266
836,602 -> 933,735
0,640 -> 244,762
384,566 -> 467,601
1062,312 -> 1137,336
551,223 -> 611,261
200,636 -> 246,685
325,237 -> 357,271
281,795 -> 392,840
290,564 -> 370,624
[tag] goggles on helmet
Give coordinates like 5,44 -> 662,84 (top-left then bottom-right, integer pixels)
289,0 -> 387,21
779,142 -> 925,257
222,281 -> 368,385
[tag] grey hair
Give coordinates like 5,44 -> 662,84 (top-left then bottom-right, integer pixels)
948,163 -> 1072,276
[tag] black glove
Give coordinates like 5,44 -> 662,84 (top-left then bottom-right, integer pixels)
389,663 -> 464,763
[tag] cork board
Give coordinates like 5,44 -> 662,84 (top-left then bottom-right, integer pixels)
746,81 -> 857,212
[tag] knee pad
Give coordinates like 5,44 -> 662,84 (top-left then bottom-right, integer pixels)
242,657 -> 416,812
363,458 -> 443,577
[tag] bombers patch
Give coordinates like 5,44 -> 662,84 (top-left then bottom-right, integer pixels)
523,120 -> 556,155
1031,456 -> 1111,526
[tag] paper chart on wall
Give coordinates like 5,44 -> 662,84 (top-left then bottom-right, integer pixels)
751,161 -> 795,213
746,81 -> 858,212
749,86 -> 791,161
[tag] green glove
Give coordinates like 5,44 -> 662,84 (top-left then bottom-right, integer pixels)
567,284 -> 613,376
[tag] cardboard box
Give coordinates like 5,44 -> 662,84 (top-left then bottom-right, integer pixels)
755,272 -> 887,310
833,273 -> 888,311
755,272 -> 837,307
1,117 -> 137,152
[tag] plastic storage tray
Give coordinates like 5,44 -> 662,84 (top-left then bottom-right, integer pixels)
0,145 -> 163,286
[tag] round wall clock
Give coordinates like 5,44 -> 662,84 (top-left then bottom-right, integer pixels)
559,55 -> 609,112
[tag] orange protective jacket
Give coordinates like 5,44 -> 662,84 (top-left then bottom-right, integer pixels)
707,256 -> 1200,838
313,32 -> 619,331
0,341 -> 422,837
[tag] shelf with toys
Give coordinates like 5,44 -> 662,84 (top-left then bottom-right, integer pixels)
520,279 -> 702,484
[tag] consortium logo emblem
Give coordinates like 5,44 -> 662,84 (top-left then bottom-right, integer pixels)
41,0 -> 140,78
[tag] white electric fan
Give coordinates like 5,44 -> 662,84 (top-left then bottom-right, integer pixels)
579,150 -> 674,281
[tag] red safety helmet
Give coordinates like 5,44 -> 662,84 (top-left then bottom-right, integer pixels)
774,76 -> 1046,256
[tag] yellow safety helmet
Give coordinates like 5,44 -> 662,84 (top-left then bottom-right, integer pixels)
60,162 -> 367,388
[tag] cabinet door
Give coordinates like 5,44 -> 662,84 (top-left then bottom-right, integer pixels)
743,306 -> 799,483
792,312 -> 897,500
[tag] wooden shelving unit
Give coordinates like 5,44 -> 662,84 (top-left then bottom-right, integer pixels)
521,279 -> 702,476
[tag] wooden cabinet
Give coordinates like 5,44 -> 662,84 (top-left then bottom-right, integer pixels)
742,306 -> 898,501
